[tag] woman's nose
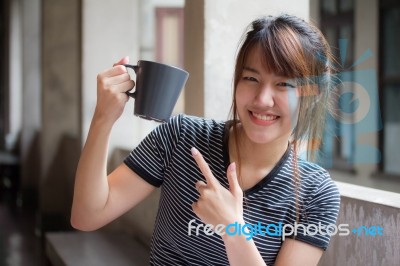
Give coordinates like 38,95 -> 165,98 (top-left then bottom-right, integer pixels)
253,86 -> 275,107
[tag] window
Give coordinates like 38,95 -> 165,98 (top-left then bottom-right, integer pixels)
155,8 -> 184,68
319,0 -> 355,171
155,7 -> 185,115
379,0 -> 400,175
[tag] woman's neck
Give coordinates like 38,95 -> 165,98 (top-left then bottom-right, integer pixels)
229,125 -> 289,170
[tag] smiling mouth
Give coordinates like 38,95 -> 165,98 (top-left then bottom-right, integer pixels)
250,111 -> 279,121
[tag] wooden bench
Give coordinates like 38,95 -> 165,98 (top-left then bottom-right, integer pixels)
45,231 -> 150,266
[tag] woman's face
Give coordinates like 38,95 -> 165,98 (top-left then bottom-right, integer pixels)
235,45 -> 300,145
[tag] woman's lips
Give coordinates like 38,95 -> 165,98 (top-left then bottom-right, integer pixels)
249,111 -> 280,125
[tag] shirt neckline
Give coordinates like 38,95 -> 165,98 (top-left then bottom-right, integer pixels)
222,121 -> 292,195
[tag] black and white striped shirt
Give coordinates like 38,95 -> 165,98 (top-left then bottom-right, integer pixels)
124,114 -> 340,265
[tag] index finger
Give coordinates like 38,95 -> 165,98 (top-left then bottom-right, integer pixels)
99,65 -> 128,78
113,56 -> 129,67
191,147 -> 218,188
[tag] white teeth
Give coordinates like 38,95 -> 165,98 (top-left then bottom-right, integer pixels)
252,112 -> 277,121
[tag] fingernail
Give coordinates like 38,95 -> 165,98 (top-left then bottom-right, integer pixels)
191,147 -> 198,156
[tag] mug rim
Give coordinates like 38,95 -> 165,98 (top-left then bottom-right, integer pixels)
137,60 -> 189,75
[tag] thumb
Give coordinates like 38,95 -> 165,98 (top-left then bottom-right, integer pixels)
113,56 -> 129,67
227,162 -> 242,197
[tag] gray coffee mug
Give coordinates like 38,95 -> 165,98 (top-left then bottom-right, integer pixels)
124,60 -> 189,122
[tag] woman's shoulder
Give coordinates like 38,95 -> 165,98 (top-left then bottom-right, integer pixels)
296,157 -> 340,196
169,114 -> 226,132
297,158 -> 330,177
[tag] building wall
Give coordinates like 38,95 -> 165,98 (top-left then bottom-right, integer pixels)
20,0 -> 41,196
82,0 -> 142,154
40,0 -> 82,225
8,0 -> 22,151
81,0 -> 185,157
203,0 -> 309,120
319,183 -> 400,266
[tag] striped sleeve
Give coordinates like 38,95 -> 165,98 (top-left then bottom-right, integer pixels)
123,114 -> 183,187
289,170 -> 341,250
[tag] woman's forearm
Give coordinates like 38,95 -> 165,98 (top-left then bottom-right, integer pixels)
222,221 -> 267,266
70,115 -> 113,230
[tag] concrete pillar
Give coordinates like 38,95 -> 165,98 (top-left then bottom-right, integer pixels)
8,0 -> 23,151
20,0 -> 41,206
40,0 -> 82,229
184,0 -> 205,117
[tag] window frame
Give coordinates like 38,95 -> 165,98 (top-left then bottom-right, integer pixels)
378,0 -> 400,176
319,0 -> 356,172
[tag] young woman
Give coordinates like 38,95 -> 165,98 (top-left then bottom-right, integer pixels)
71,14 -> 340,265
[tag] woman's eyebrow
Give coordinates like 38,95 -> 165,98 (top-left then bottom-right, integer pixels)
243,66 -> 260,74
243,66 -> 293,80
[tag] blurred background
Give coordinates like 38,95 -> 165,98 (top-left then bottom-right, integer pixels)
0,0 -> 399,265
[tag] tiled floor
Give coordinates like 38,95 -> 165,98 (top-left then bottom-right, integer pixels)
0,194 -> 42,266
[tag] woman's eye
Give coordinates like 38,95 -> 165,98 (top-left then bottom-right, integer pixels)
243,76 -> 258,82
277,82 -> 296,89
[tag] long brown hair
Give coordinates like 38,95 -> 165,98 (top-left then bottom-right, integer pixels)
229,14 -> 335,222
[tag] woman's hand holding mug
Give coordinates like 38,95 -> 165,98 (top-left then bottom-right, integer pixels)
94,56 -> 135,127
94,56 -> 188,124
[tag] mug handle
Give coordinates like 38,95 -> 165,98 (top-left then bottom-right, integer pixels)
124,64 -> 139,98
